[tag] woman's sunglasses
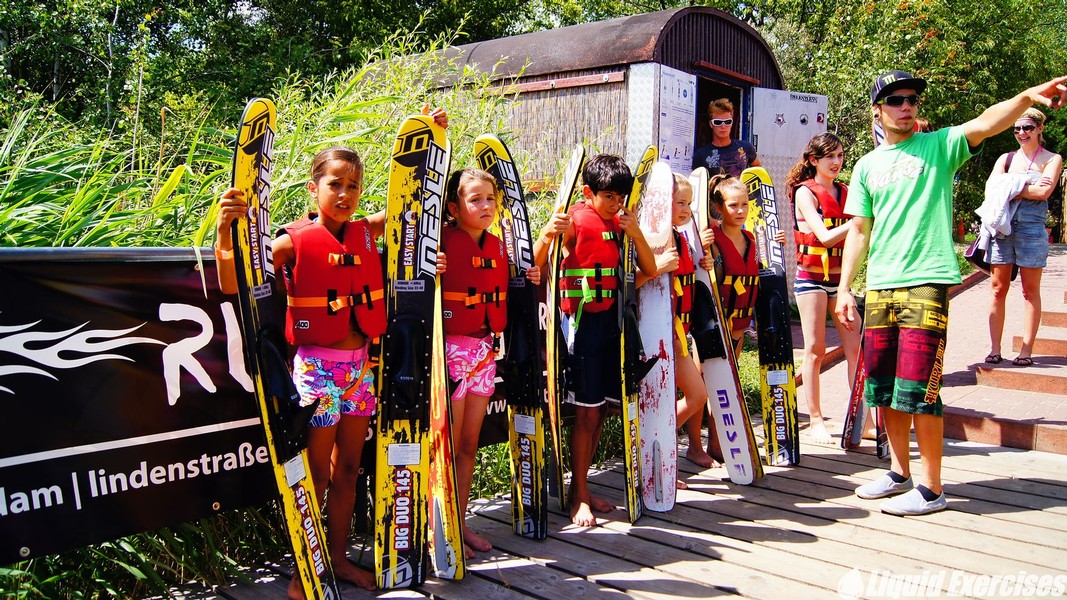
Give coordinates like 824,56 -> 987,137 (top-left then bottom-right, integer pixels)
1013,125 -> 1037,133
878,94 -> 921,107
711,118 -> 734,126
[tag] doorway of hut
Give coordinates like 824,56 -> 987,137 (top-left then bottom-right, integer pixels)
695,78 -> 748,152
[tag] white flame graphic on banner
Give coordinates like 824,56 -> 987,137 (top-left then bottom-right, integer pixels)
0,318 -> 164,394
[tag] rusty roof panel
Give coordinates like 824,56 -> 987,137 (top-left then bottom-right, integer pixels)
444,7 -> 781,89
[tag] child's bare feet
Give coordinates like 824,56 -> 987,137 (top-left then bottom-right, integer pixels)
570,499 -> 597,526
463,526 -> 492,553
686,446 -> 716,468
676,479 -> 688,490
589,494 -> 614,513
809,419 -> 835,445
287,575 -> 304,600
335,560 -> 376,591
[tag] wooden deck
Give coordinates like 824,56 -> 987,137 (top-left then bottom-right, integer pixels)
204,427 -> 1067,599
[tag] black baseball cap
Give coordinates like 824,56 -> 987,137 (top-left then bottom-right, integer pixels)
870,70 -> 927,104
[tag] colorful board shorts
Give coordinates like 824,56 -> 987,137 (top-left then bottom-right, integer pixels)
794,268 -> 841,297
863,285 -> 949,416
293,344 -> 377,428
561,309 -> 622,407
445,333 -> 497,401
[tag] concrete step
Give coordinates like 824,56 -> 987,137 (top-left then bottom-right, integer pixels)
975,356 -> 1067,393
943,385 -> 1067,454
1044,310 -> 1067,328
1013,329 -> 1067,355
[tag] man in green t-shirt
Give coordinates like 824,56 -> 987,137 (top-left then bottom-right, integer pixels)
836,70 -> 1067,516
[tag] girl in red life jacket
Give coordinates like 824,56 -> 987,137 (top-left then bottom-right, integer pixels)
214,107 -> 447,598
785,133 -> 861,445
637,173 -> 724,475
439,168 -> 540,558
706,174 -> 759,354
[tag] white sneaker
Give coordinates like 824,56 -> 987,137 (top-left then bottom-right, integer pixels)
855,473 -> 913,499
881,488 -> 948,516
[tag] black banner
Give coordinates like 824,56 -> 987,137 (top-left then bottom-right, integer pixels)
0,248 -> 274,565
0,247 -> 521,565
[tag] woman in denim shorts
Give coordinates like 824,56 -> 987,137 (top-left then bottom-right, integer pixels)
985,107 -> 1063,366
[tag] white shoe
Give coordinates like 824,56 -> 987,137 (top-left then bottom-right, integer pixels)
881,488 -> 948,516
855,473 -> 913,499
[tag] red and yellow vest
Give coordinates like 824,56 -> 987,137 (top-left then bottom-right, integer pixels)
440,226 -> 509,336
792,179 -> 850,280
672,230 -> 696,336
713,224 -> 759,326
560,202 -> 621,317
281,214 -> 387,346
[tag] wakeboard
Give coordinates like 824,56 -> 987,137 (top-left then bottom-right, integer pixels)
686,167 -> 764,485
475,134 -> 549,539
618,145 -> 658,522
635,160 -> 677,512
742,167 -> 800,467
375,114 -> 450,588
228,97 -> 342,599
545,145 -> 585,510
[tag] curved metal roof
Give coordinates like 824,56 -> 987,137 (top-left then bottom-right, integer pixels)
445,7 -> 783,88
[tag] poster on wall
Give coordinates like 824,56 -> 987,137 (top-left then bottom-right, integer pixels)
658,66 -> 698,173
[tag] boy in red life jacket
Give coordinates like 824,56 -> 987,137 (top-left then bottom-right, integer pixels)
636,173 -> 723,479
437,168 -> 541,557
532,154 -> 657,527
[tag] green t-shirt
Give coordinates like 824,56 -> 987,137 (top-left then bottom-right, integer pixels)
845,126 -> 975,290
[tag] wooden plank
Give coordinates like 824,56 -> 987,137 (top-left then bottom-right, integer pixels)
469,501 -> 734,599
797,452 -> 1067,523
463,545 -> 624,600
633,459 -> 1062,577
419,564 -> 540,600
721,463 -> 1065,564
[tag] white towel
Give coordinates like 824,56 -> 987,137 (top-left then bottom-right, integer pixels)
975,173 -> 1037,238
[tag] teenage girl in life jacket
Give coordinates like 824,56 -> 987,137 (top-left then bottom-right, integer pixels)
214,106 -> 448,599
785,133 -> 861,445
637,173 -> 724,476
438,168 -> 540,558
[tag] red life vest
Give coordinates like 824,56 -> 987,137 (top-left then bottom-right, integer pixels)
792,179 -> 850,280
281,214 -> 387,346
672,230 -> 696,335
560,202 -> 621,316
713,224 -> 759,326
440,226 -> 509,336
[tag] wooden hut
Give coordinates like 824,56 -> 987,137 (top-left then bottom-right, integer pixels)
443,6 -> 824,190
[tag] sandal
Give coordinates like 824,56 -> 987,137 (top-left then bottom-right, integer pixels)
1012,356 -> 1034,367
984,353 -> 1003,364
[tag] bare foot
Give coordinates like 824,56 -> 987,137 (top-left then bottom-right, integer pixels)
287,575 -> 305,600
570,500 -> 597,527
335,560 -> 376,591
463,525 -> 492,553
706,443 -> 725,465
861,427 -> 878,441
676,479 -> 688,490
589,494 -> 614,513
809,420 -> 835,445
463,543 -> 476,560
686,446 -> 716,468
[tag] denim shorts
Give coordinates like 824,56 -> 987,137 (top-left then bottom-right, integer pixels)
989,204 -> 1049,269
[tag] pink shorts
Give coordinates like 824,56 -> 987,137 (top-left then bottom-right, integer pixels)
444,334 -> 497,401
293,345 -> 377,427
